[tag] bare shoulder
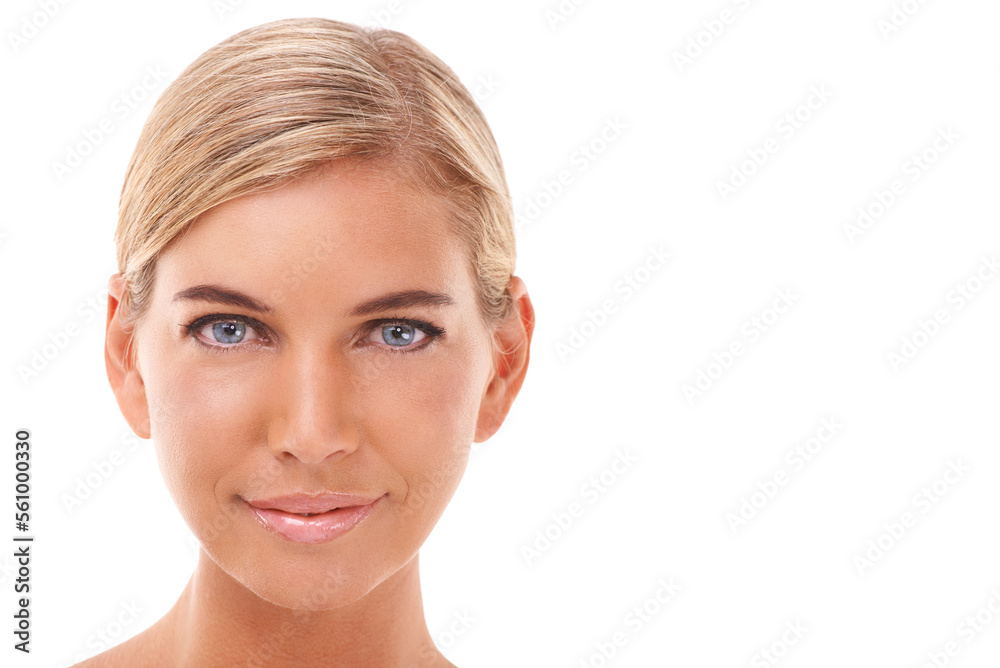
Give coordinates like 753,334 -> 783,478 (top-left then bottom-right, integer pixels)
69,623 -> 169,668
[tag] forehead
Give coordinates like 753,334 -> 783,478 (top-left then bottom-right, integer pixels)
152,162 -> 474,314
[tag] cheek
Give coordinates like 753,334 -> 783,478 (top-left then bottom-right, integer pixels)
363,344 -> 487,516
144,352 -> 263,524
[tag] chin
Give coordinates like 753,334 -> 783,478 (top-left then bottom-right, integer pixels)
193,497 -> 419,611
240,561 -> 378,611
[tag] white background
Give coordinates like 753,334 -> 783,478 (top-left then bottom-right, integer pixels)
2,0 -> 1000,666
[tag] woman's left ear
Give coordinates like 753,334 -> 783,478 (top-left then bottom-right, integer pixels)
475,276 -> 535,443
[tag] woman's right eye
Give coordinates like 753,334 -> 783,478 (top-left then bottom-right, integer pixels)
184,315 -> 267,352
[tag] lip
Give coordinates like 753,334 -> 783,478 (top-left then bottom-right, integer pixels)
243,493 -> 385,544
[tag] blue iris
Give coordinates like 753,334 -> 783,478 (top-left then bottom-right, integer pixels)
212,321 -> 246,344
382,323 -> 415,346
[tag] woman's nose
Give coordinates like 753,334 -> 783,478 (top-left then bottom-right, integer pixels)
267,349 -> 360,464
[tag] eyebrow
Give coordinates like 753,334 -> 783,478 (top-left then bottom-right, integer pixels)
348,289 -> 456,317
172,284 -> 273,314
171,284 -> 455,317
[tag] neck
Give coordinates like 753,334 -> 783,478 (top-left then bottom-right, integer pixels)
156,549 -> 451,667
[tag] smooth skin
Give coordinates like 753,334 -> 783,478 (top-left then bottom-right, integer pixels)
84,159 -> 534,667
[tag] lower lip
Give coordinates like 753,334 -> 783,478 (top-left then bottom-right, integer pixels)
246,497 -> 382,544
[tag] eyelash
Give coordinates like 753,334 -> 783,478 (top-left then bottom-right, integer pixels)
180,314 -> 445,356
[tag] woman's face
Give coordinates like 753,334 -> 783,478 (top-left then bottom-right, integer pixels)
123,160 -> 501,609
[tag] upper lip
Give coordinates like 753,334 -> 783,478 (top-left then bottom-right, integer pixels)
243,492 -> 384,515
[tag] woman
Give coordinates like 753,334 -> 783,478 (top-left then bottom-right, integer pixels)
84,17 -> 534,667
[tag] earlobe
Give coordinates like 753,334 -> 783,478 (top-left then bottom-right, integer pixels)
104,273 -> 151,440
474,276 -> 535,443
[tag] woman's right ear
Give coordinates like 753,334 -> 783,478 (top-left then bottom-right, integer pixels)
105,273 -> 152,440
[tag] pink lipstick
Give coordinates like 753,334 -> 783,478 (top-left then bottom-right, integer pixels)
243,493 -> 384,544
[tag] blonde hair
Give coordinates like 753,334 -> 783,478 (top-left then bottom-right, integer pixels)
115,17 -> 515,341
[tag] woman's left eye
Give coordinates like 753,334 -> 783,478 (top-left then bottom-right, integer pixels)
367,321 -> 430,349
